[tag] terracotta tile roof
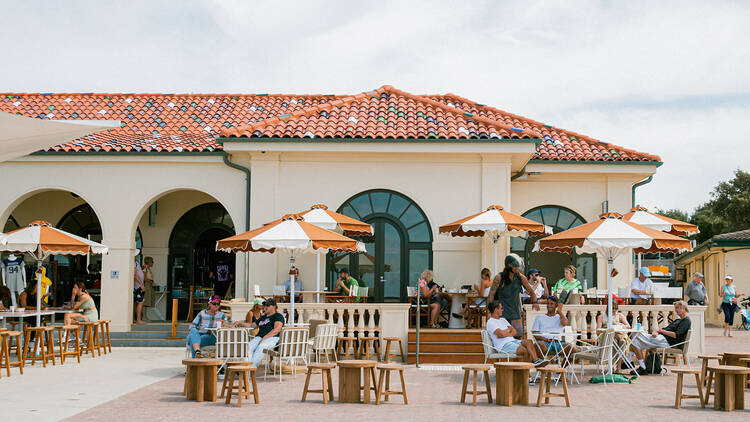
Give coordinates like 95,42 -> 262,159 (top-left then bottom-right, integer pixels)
0,87 -> 659,162
425,93 -> 660,162
222,86 -> 539,140
713,229 -> 750,242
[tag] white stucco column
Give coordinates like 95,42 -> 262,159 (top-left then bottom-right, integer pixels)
100,241 -> 135,332
247,152 -> 280,292
606,176 -> 634,291
480,155 -> 512,274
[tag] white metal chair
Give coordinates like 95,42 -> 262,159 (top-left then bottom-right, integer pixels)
572,329 -> 615,384
480,330 -> 517,364
309,323 -> 338,363
216,327 -> 251,369
264,326 -> 310,382
653,329 -> 692,373
272,285 -> 287,296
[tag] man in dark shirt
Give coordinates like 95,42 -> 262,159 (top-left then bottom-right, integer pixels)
246,298 -> 285,366
628,301 -> 691,374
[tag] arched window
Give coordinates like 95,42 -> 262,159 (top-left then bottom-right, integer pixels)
328,190 -> 432,302
510,205 -> 598,288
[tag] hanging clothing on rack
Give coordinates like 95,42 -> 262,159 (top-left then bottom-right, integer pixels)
1,254 -> 26,307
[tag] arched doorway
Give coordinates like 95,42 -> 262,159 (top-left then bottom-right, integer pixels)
168,203 -> 235,319
510,205 -> 597,289
327,190 -> 432,302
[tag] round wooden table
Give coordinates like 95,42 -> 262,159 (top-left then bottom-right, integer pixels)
182,358 -> 223,402
706,365 -> 750,411
721,353 -> 750,389
337,359 -> 378,403
494,362 -> 534,406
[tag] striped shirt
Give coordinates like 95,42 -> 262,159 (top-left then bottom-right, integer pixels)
191,309 -> 230,333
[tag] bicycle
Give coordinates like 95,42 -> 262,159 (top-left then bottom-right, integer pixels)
737,297 -> 750,331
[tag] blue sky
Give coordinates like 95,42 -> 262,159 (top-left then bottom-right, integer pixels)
2,0 -> 748,213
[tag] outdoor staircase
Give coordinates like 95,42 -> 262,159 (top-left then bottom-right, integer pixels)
110,322 -> 190,347
407,329 -> 484,364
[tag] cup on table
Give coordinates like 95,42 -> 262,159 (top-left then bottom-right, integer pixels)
9,305 -> 16,312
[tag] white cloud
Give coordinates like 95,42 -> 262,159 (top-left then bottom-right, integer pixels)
1,0 -> 748,212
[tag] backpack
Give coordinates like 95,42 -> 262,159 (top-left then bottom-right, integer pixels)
644,353 -> 664,374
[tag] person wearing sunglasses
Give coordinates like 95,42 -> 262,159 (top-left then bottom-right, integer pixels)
245,298 -> 285,367
186,295 -> 230,358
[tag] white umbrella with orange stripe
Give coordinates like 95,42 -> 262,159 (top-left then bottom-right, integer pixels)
216,214 -> 366,324
533,212 -> 692,375
0,220 -> 109,325
439,205 -> 552,275
622,206 -> 699,272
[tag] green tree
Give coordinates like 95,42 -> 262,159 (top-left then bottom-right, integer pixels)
653,208 -> 690,224
693,169 -> 750,243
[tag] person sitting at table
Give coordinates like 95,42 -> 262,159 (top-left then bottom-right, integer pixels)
333,268 -> 362,301
19,280 -> 49,310
551,265 -> 585,304
233,302 -> 264,336
245,298 -> 285,367
419,269 -> 449,328
523,269 -> 548,304
630,267 -> 653,305
283,266 -> 303,301
531,296 -> 577,361
596,300 -> 630,330
488,255 -> 540,337
0,285 -> 11,309
486,301 -> 544,365
186,295 -> 230,358
453,267 -> 493,320
627,301 -> 691,375
64,281 -> 98,325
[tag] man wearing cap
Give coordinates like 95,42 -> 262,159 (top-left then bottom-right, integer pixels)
684,272 -> 708,306
245,298 -> 285,366
630,267 -> 653,305
334,268 -> 362,301
525,269 -> 548,304
187,295 -> 230,358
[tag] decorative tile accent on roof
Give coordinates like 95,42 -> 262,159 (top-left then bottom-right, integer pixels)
0,87 -> 659,162
425,93 -> 660,162
221,86 -> 539,140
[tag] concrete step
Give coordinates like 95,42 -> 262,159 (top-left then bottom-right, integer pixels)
110,330 -> 189,339
128,323 -> 191,332
111,338 -> 186,347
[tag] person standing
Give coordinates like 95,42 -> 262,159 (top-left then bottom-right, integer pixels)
684,272 -> 708,306
142,256 -> 155,321
210,258 -> 232,299
630,267 -> 653,305
721,275 -> 744,337
488,254 -> 539,337
133,250 -> 146,325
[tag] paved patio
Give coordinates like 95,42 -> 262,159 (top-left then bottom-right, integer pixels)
2,327 -> 748,421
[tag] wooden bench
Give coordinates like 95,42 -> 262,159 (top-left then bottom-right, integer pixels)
301,362 -> 336,404
338,359 -> 377,403
494,362 -> 533,406
706,365 -> 750,411
0,331 -> 24,377
182,358 -> 223,402
672,367 -> 704,409
536,366 -> 570,407
225,364 -> 259,406
460,364 -> 493,406
375,363 -> 408,405
382,337 -> 405,363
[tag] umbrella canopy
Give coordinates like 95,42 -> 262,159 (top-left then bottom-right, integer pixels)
622,206 -> 699,236
0,111 -> 120,162
440,205 -> 551,275
0,220 -> 109,325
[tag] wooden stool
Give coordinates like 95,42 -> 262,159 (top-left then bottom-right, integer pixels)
1,331 -> 24,377
23,326 -> 55,367
182,358 -> 223,402
382,337 -> 405,363
697,354 -> 721,387
460,364 -> 492,406
358,336 -> 380,361
536,366 -> 570,407
706,365 -> 750,411
60,325 -> 82,364
338,336 -> 357,359
221,362 -> 252,398
494,362 -> 533,406
375,363 -> 408,405
94,321 -> 107,355
79,322 -> 99,358
301,362 -> 336,403
672,367 -> 704,409
225,365 -> 259,407
99,320 -> 112,353
337,359 -> 378,403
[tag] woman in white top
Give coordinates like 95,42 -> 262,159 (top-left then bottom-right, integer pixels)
455,268 -> 493,319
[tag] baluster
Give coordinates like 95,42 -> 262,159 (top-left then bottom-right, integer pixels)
346,306 -> 355,337
356,307 -> 364,338
568,309 -> 578,332
367,307 -> 375,336
337,308 -> 345,336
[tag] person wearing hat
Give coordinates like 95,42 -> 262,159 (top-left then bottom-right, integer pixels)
488,254 -> 540,338
187,295 -> 231,358
133,249 -> 147,325
721,275 -> 744,337
524,268 -> 548,304
334,268 -> 362,301
630,267 -> 653,305
684,272 -> 708,306
245,298 -> 285,366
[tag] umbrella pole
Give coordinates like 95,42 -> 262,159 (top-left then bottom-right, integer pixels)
36,259 -> 43,326
289,255 -> 295,326
316,253 -> 321,304
416,281 -> 420,368
493,236 -> 498,276
607,257 -> 614,376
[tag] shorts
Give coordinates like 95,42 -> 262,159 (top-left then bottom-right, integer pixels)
722,302 -> 735,325
474,298 -> 487,307
421,295 -> 448,310
542,340 -> 564,352
134,287 -> 144,304
500,339 -> 522,354
73,316 -> 88,323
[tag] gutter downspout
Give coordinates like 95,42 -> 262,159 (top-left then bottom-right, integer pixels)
221,150 -> 251,297
631,176 -> 653,208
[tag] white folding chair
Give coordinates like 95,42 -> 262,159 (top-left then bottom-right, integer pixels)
215,327 -> 250,370
309,323 -> 338,363
572,329 -> 615,384
264,326 -> 310,382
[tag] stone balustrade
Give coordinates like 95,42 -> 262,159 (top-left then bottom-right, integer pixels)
523,304 -> 706,357
229,302 -> 410,352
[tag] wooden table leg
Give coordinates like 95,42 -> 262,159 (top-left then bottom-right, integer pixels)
496,368 -> 512,406
514,368 -> 529,405
714,373 -> 723,410
207,365 -> 218,402
195,367 -> 205,403
734,374 -> 744,410
363,367 -> 371,404
724,373 -> 735,411
339,367 -> 362,403
700,359 -> 708,387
